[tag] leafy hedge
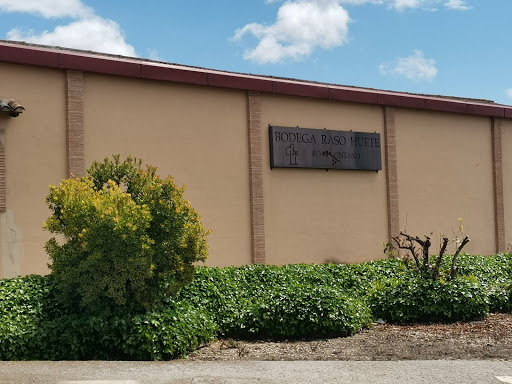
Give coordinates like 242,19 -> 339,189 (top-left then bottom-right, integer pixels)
451,254 -> 512,313
1,255 -> 511,360
366,254 -> 512,322
256,284 -> 371,338
175,263 -> 395,339
0,275 -> 216,360
369,273 -> 490,323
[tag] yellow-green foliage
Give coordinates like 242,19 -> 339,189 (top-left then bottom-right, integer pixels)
44,155 -> 209,310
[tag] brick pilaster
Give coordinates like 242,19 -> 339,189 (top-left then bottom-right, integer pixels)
66,70 -> 85,177
248,91 -> 266,264
384,106 -> 399,242
492,117 -> 505,253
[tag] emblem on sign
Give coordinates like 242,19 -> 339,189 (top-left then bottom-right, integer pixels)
286,144 -> 299,165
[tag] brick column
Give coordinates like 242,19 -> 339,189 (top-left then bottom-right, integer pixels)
384,106 -> 399,242
66,70 -> 85,177
491,117 -> 505,253
247,91 -> 266,264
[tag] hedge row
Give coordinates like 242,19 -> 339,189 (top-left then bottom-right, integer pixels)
0,255 -> 511,360
0,275 -> 217,360
175,261 -> 403,338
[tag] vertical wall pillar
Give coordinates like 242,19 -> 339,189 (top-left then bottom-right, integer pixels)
66,70 -> 85,177
247,91 -> 266,264
384,106 -> 400,243
491,117 -> 505,253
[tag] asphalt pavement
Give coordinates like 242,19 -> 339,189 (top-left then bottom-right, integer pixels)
1,360 -> 512,384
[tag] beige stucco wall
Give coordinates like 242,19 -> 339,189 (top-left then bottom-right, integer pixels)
502,118 -> 512,250
83,74 -> 252,267
0,61 -> 508,278
396,109 -> 495,255
261,94 -> 388,264
0,62 -> 67,277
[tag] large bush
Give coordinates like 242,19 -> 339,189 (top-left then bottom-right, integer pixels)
44,155 -> 210,309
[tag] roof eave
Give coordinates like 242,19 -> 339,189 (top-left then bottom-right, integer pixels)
0,40 -> 510,118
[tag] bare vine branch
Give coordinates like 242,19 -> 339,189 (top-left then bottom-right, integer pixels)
393,233 -> 421,270
393,228 -> 470,281
433,236 -> 449,279
450,236 -> 470,279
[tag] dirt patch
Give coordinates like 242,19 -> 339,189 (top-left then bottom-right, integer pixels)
188,313 -> 512,361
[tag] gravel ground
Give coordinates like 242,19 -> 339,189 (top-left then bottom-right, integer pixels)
188,313 -> 512,361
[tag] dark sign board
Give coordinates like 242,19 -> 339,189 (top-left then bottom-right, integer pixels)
269,125 -> 382,171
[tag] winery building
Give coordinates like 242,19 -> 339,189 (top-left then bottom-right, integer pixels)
1,40 -> 511,278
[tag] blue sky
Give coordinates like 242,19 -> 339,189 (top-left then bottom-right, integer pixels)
0,0 -> 510,104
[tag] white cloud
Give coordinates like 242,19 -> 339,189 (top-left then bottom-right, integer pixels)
379,50 -> 438,81
393,0 -> 420,10
235,0 -> 470,64
7,17 -> 136,56
339,0 -> 384,4
268,0 -> 387,6
234,0 -> 350,64
2,0 -> 136,57
444,0 -> 471,10
385,0 -> 441,11
341,0 -> 469,11
505,89 -> 512,99
0,0 -> 92,18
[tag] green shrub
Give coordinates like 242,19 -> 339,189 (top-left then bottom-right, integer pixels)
178,264 -> 375,339
44,155 -> 210,309
0,275 -> 59,360
453,254 -> 512,313
0,275 -> 216,360
122,302 -> 217,360
44,179 -> 154,308
34,301 -> 217,361
369,273 -> 490,323
485,284 -> 512,313
2,257 -> 509,360
321,260 -> 406,299
256,284 -> 371,339
450,254 -> 512,284
176,266 -> 250,337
